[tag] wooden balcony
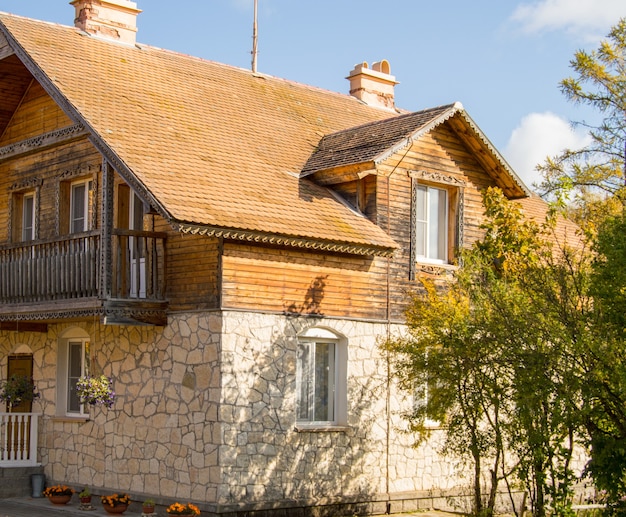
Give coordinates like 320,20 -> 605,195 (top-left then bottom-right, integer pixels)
0,229 -> 167,326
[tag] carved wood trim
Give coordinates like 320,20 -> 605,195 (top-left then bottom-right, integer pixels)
408,169 -> 467,187
0,125 -> 87,163
103,300 -> 168,326
6,192 -> 10,243
6,182 -> 42,242
457,188 -> 465,258
9,178 -> 43,191
0,307 -> 103,322
409,177 -> 465,280
414,263 -> 457,277
101,160 -> 114,298
54,163 -> 101,236
177,223 -> 395,257
0,31 -> 14,60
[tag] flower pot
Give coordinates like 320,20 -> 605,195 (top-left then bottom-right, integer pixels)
80,496 -> 92,504
143,504 -> 155,514
47,494 -> 72,505
103,503 -> 129,514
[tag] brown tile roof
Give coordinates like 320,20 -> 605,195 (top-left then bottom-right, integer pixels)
302,104 -> 458,175
517,194 -> 584,250
0,13 -> 400,255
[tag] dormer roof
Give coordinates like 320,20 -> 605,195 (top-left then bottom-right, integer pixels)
302,102 -> 530,199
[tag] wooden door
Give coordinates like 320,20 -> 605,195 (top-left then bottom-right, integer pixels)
6,355 -> 34,460
7,355 -> 34,412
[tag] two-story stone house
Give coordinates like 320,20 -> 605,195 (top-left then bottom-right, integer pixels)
0,1 -> 557,515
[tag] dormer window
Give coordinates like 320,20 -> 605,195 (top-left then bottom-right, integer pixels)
410,171 -> 465,274
414,185 -> 448,263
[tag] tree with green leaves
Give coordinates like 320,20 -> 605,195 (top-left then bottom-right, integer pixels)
538,18 -> 626,230
384,274 -> 511,517
384,188 -> 592,517
581,213 -> 626,513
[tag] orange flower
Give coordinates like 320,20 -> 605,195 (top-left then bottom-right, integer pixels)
100,493 -> 131,507
166,502 -> 200,515
43,485 -> 74,497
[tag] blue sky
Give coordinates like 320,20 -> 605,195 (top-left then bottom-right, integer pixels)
2,0 -> 624,189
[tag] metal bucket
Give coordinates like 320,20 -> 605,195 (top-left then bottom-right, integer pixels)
31,473 -> 45,498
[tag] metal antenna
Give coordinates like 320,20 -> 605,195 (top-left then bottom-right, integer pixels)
251,0 -> 258,72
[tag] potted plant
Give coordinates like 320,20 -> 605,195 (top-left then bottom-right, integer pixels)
42,485 -> 74,505
79,486 -> 92,504
166,502 -> 201,515
76,374 -> 116,407
101,493 -> 131,514
0,374 -> 39,411
142,498 -> 156,514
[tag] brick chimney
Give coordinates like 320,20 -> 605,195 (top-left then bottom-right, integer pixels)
347,60 -> 398,111
71,0 -> 141,45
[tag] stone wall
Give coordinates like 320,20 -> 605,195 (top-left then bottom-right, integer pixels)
0,310 -> 473,514
216,311 -> 463,512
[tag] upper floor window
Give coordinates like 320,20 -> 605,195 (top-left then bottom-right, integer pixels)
414,185 -> 448,263
21,193 -> 35,242
296,327 -> 347,428
70,179 -> 93,233
10,189 -> 38,243
410,173 -> 464,272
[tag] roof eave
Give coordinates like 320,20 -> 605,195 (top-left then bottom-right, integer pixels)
176,223 -> 398,257
448,109 -> 531,199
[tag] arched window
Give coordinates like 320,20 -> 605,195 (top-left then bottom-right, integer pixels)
56,327 -> 90,417
296,327 -> 347,427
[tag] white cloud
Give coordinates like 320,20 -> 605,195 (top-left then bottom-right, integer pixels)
503,112 -> 591,189
511,0 -> 625,40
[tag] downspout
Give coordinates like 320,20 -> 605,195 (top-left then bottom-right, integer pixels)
385,173 -> 392,513
382,143 -> 411,513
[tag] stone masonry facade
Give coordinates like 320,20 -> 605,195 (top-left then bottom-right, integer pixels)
0,310 -> 469,515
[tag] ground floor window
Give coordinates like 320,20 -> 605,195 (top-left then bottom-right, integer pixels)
56,328 -> 90,417
296,327 -> 347,427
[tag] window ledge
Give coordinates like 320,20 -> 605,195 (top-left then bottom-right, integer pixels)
415,260 -> 457,270
294,425 -> 351,433
52,416 -> 90,423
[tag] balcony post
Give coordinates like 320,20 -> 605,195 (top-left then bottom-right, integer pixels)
100,159 -> 114,300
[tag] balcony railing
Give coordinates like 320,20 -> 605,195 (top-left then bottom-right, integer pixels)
0,412 -> 40,467
111,228 -> 167,300
0,229 -> 166,304
0,231 -> 100,302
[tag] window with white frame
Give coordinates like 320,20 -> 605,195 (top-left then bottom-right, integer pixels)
56,328 -> 90,417
414,184 -> 448,263
410,172 -> 465,276
70,179 -> 93,233
296,327 -> 347,427
412,379 -> 439,428
21,193 -> 35,242
10,190 -> 37,243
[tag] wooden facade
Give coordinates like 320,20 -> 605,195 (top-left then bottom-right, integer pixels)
0,56 -> 168,325
0,66 -> 523,327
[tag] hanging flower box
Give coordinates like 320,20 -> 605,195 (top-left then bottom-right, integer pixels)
76,375 -> 116,407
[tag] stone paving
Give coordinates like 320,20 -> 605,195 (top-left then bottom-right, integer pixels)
0,497 -> 460,517
0,496 -> 164,517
